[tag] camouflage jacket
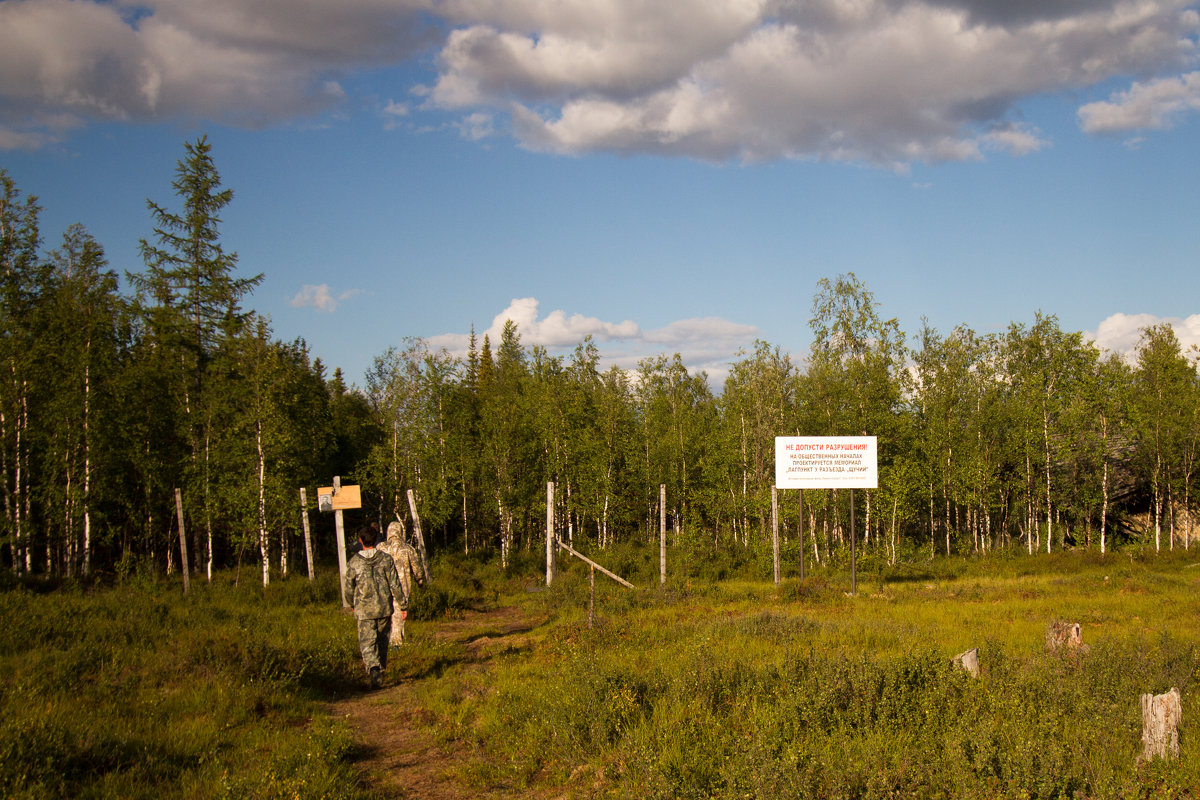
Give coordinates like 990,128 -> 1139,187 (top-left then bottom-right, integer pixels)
344,547 -> 406,620
378,537 -> 425,597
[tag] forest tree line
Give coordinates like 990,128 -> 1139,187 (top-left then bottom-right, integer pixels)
3,139 -> 1199,583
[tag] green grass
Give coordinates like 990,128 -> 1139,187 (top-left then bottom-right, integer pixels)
431,544 -> 1200,799
0,568 -> 368,799
2,544 -> 1199,798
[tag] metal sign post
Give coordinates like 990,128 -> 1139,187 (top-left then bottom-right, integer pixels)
775,436 -> 878,595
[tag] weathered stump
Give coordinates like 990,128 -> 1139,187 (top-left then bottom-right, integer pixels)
1140,688 -> 1182,761
952,647 -> 979,678
1045,621 -> 1088,654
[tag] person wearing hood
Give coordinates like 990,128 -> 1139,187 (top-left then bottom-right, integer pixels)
378,521 -> 426,647
344,524 -> 407,688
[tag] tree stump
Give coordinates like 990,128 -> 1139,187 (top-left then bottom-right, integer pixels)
952,647 -> 979,678
1045,621 -> 1088,654
1140,688 -> 1182,761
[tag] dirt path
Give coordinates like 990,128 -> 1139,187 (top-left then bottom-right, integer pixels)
328,605 -> 548,799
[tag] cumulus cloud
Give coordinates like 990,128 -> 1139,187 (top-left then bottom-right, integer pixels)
434,0 -> 1198,164
1089,312 -> 1200,362
1078,71 -> 1200,133
290,284 -> 362,312
0,0 -> 434,147
426,297 -> 760,381
3,0 -> 1199,163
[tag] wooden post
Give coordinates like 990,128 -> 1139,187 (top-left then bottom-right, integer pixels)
952,647 -> 980,678
798,489 -> 805,581
175,488 -> 190,595
771,486 -> 780,586
659,484 -> 667,586
334,476 -> 350,608
406,489 -> 432,584
588,565 -> 595,628
1141,688 -> 1182,761
849,488 -> 857,595
546,482 -> 556,586
300,488 -> 315,582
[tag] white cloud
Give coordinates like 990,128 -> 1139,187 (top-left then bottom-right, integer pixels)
1078,71 -> 1200,133
453,111 -> 497,141
427,297 -> 759,381
289,284 -> 361,312
1089,312 -> 1200,362
435,0 -> 1195,164
0,0 -> 433,146
381,99 -> 409,130
2,0 -> 1198,163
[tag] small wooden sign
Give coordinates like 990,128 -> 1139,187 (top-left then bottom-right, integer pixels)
317,484 -> 361,510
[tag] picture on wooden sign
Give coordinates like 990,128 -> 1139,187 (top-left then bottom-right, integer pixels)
317,485 -> 362,510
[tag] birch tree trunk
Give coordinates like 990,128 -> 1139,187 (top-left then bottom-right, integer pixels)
257,418 -> 269,587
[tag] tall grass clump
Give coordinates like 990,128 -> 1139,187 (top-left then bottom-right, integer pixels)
0,569 -> 371,799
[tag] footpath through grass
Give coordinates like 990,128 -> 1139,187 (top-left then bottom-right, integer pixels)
1,546 -> 1198,799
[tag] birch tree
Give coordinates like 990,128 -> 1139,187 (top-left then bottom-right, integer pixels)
0,171 -> 45,574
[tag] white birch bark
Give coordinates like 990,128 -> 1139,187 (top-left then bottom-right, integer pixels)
257,418 -> 269,586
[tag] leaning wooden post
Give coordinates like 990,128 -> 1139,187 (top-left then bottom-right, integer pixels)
659,484 -> 667,586
588,565 -> 595,628
175,488 -> 190,595
334,476 -> 350,608
406,488 -> 432,584
299,488 -> 315,582
771,486 -> 780,586
546,482 -> 556,586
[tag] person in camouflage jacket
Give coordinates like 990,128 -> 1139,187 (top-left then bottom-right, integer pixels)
344,525 -> 407,688
379,521 -> 426,646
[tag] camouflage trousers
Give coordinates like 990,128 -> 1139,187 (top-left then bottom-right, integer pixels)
389,608 -> 406,646
356,616 -> 393,672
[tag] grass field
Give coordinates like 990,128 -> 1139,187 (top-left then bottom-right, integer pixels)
2,545 -> 1198,798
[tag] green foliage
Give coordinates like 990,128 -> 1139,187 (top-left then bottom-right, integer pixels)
0,571 -> 370,799
7,158 -> 1200,587
431,554 -> 1200,799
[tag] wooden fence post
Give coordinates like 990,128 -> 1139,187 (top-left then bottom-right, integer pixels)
772,486 -> 780,586
798,489 -> 805,581
659,484 -> 666,586
406,489 -> 432,584
334,476 -> 349,608
300,488 -> 315,581
849,488 -> 857,595
546,482 -> 556,586
175,488 -> 189,595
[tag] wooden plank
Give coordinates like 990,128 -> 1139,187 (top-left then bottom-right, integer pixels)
556,540 -> 635,589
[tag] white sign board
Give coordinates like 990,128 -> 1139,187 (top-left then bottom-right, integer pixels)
775,436 -> 878,489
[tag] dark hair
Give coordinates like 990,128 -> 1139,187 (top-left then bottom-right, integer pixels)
358,525 -> 378,548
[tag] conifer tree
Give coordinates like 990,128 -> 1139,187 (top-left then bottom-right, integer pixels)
130,136 -> 262,570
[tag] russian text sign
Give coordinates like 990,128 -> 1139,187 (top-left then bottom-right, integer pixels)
775,436 -> 878,489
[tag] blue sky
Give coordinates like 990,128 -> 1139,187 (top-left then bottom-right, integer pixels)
2,0 -> 1199,386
